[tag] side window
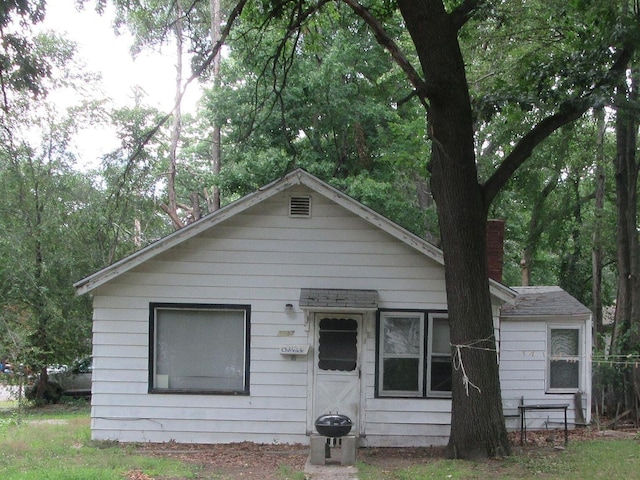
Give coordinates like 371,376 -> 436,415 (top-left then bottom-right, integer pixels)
547,326 -> 581,392
150,304 -> 250,395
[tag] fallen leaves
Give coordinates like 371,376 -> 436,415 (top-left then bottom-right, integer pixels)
125,470 -> 155,480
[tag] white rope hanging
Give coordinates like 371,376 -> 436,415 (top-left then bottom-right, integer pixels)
451,335 -> 497,397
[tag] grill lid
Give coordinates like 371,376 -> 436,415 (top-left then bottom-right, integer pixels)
314,414 -> 353,437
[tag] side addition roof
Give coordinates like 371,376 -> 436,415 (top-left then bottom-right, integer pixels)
74,168 -> 515,302
500,286 -> 591,318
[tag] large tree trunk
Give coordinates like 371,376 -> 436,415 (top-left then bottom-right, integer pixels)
610,68 -> 640,423
397,0 -> 510,458
611,71 -> 640,354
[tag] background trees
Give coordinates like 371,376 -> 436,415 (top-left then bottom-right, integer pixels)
0,31 -> 106,387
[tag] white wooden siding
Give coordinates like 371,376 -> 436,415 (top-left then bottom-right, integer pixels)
90,188 -> 451,445
499,317 -> 592,431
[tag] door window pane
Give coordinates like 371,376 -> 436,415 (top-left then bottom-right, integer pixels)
318,318 -> 357,371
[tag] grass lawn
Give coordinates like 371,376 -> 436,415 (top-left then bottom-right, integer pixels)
357,437 -> 640,479
0,400 -> 639,479
0,401 -> 197,480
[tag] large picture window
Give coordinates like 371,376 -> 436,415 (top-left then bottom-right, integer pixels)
547,326 -> 581,392
377,310 -> 451,398
150,303 -> 250,394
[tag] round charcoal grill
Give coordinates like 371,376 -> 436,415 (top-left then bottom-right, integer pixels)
314,413 -> 353,437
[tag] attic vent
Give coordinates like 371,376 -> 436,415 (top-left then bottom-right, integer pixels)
289,195 -> 311,217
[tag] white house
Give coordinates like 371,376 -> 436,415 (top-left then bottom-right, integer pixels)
74,168 -> 592,447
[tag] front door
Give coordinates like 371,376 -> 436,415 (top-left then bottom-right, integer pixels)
312,313 -> 361,434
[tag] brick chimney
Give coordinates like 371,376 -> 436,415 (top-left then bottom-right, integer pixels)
486,219 -> 505,283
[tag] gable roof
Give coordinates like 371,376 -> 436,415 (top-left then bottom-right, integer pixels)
500,286 -> 591,318
74,168 -> 515,302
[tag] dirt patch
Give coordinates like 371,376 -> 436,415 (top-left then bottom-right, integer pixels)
27,419 -> 69,425
136,441 -> 309,479
357,445 -> 448,469
134,427 -> 640,479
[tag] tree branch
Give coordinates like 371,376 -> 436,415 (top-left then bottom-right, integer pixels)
481,45 -> 635,206
450,0 -> 482,31
127,0 -> 248,165
341,0 -> 429,107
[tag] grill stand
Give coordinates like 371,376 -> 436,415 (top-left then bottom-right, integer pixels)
310,435 -> 357,465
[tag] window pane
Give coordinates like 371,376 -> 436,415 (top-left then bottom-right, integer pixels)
550,360 -> 579,389
383,316 -> 421,355
551,329 -> 579,356
431,317 -> 450,354
155,308 -> 246,392
318,318 -> 357,371
430,357 -> 452,392
383,358 -> 419,391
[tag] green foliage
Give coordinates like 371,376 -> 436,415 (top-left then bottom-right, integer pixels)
0,0 -> 50,105
92,102 -> 174,260
488,115 -> 618,306
0,32 -> 115,377
193,1 -> 435,234
465,0 -> 630,126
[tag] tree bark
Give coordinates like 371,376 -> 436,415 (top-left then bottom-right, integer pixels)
209,0 -> 222,212
611,70 -> 640,353
520,170 -> 561,286
397,0 -> 510,458
167,0 -> 185,230
592,107 -> 605,351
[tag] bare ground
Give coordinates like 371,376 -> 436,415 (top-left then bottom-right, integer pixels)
131,427 -> 639,479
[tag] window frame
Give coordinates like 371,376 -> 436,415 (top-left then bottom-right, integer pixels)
426,312 -> 452,398
376,309 -> 450,399
546,324 -> 582,394
149,303 -> 251,395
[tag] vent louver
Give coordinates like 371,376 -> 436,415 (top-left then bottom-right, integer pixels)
289,196 -> 311,217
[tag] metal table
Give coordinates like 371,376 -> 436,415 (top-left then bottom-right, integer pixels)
518,403 -> 569,445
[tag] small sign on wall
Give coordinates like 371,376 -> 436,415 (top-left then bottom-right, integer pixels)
280,345 -> 309,355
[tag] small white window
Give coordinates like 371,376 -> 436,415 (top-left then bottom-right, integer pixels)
547,326 -> 581,392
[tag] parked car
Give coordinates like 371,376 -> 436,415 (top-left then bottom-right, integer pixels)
46,364 -> 68,375
49,357 -> 92,396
